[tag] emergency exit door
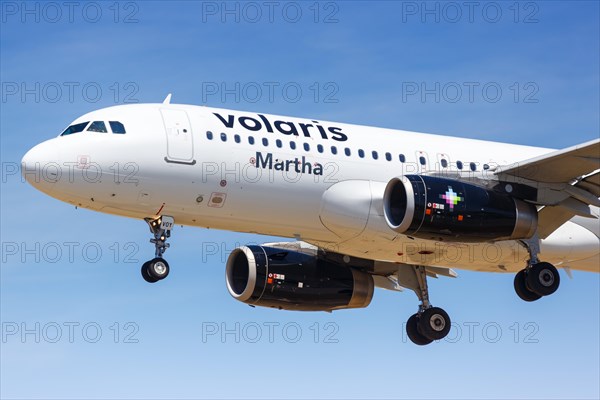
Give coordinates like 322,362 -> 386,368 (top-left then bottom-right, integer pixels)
161,109 -> 195,164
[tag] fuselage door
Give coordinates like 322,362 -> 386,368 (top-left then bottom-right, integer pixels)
161,108 -> 195,164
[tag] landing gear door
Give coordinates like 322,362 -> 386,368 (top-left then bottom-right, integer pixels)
161,109 -> 195,165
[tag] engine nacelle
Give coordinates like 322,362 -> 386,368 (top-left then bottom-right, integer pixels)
225,245 -> 374,311
383,175 -> 538,242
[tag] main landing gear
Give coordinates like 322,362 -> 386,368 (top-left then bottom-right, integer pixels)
514,234 -> 560,301
141,216 -> 174,283
397,265 -> 452,346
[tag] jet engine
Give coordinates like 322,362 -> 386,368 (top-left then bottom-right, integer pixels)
383,175 -> 538,242
225,245 -> 374,311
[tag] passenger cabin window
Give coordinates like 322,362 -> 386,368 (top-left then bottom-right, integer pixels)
372,151 -> 378,160
262,138 -> 269,146
317,144 -> 324,153
290,141 -> 296,150
345,148 -> 351,156
304,143 -> 310,151
358,149 -> 365,158
331,146 -> 338,155
221,133 -> 227,142
248,136 -> 255,145
399,154 -> 406,163
61,122 -> 89,136
276,139 -> 282,148
470,162 -> 477,171
87,121 -> 107,133
441,159 -> 448,168
385,152 -> 392,161
109,121 -> 126,134
419,156 -> 426,165
457,161 -> 463,170
206,131 -> 213,140
234,134 -> 241,143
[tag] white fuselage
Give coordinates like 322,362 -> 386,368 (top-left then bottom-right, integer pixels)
22,103 -> 600,273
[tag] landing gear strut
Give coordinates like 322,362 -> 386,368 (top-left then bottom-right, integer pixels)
515,234 -> 560,301
141,216 -> 174,283
398,265 -> 451,345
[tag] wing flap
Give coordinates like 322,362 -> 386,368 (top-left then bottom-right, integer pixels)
372,275 -> 403,291
577,171 -> 600,197
426,266 -> 459,278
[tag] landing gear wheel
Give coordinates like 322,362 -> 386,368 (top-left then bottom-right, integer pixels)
417,307 -> 451,341
406,313 -> 433,346
141,261 -> 159,283
141,216 -> 174,283
518,235 -> 561,300
514,270 -> 541,302
399,266 -> 451,345
526,262 -> 560,296
147,258 -> 170,281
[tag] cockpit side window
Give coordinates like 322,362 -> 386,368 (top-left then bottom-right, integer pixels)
60,122 -> 89,136
87,121 -> 107,133
109,121 -> 126,134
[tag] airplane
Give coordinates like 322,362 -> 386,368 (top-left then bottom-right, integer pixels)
21,95 -> 600,345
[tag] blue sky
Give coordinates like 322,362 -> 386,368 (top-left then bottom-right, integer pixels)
1,1 -> 599,399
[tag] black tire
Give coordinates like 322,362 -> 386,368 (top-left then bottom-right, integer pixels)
147,257 -> 170,280
418,307 -> 451,341
406,314 -> 433,346
526,262 -> 560,296
514,270 -> 541,301
141,261 -> 159,283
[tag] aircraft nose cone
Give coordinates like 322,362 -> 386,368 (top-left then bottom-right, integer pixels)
21,141 -> 60,193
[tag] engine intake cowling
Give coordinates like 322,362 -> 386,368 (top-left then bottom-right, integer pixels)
383,175 -> 538,242
226,245 -> 374,311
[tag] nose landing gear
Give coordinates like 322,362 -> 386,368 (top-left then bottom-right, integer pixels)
141,216 -> 174,283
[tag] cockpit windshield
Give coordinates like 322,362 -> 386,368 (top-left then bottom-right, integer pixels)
60,120 -> 127,136
87,121 -> 107,132
60,122 -> 89,136
109,121 -> 126,134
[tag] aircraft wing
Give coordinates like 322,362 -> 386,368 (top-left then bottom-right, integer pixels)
495,138 -> 600,238
496,138 -> 599,184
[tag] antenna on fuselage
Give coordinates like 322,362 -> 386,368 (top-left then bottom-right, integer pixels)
163,93 -> 172,104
